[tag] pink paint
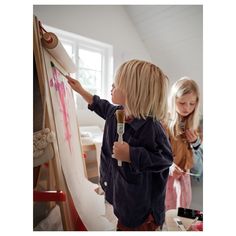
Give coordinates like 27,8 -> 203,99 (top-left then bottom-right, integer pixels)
51,66 -> 72,152
49,78 -> 54,87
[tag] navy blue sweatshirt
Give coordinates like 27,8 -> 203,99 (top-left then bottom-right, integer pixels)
88,95 -> 173,227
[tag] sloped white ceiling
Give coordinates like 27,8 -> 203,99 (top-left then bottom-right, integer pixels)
124,5 -> 203,88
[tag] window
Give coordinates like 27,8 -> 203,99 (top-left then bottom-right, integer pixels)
78,48 -> 102,95
45,25 -> 113,110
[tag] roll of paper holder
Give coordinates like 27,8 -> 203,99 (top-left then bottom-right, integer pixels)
41,32 -> 76,73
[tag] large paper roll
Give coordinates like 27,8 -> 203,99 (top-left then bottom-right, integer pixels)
41,32 -> 76,73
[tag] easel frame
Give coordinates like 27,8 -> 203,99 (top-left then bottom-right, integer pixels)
33,15 -> 74,231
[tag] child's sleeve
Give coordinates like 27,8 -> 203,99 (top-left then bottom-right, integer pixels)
190,136 -> 202,150
88,95 -> 116,120
191,144 -> 203,181
129,124 -> 173,173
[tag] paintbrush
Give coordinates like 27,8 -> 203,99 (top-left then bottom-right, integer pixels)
115,109 -> 125,166
50,61 -> 67,78
174,163 -> 201,177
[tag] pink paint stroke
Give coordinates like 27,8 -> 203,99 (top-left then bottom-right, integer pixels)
51,66 -> 72,153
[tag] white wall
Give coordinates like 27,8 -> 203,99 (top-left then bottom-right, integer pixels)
34,5 -> 151,70
124,5 -> 203,114
34,5 -> 151,129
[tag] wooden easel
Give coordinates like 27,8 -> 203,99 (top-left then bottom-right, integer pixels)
33,15 -> 75,231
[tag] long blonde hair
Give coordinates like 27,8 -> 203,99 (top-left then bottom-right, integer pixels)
168,77 -> 200,137
114,59 -> 169,121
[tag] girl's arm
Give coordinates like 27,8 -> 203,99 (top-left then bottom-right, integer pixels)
113,141 -> 174,172
185,129 -> 201,150
113,137 -> 173,173
169,162 -> 185,178
66,76 -> 116,119
113,122 -> 173,173
128,144 -> 173,173
191,144 -> 203,178
185,129 -> 198,143
66,76 -> 93,104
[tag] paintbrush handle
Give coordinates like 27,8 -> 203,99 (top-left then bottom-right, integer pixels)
117,134 -> 123,166
111,154 -> 122,166
118,134 -> 123,143
116,123 -> 124,167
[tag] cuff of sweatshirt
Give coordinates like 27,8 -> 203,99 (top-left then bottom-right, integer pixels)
88,95 -> 100,111
190,137 -> 201,150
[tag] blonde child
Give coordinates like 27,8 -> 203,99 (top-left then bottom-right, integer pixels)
66,59 -> 173,230
164,77 -> 202,210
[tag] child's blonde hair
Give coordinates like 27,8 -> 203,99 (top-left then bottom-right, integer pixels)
114,59 -> 169,121
168,77 -> 200,137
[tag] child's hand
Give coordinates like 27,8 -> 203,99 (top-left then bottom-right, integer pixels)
66,75 -> 83,93
113,141 -> 130,163
169,163 -> 184,179
185,129 -> 198,143
66,76 -> 93,104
